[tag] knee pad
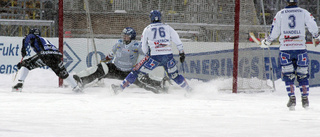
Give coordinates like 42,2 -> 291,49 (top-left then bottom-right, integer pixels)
297,66 -> 309,81
281,64 -> 294,74
77,64 -> 102,77
100,63 -> 109,74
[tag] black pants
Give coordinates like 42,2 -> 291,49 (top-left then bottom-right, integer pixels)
80,63 -> 162,93
20,53 -> 69,79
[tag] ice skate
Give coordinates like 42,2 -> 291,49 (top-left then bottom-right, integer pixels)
287,96 -> 296,111
12,83 -> 23,92
160,76 -> 170,93
111,84 -> 123,95
73,75 -> 83,87
184,87 -> 193,97
72,85 -> 83,93
301,96 -> 309,109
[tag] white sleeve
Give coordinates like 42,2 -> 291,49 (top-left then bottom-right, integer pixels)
304,10 -> 319,37
169,26 -> 184,52
108,42 -> 119,58
268,11 -> 281,42
137,42 -> 145,55
141,28 -> 149,54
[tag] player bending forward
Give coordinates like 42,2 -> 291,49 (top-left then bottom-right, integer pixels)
73,27 -> 169,93
261,0 -> 320,110
112,10 -> 192,95
12,28 -> 82,92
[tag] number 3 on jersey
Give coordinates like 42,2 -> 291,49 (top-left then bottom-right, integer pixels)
288,15 -> 296,29
151,27 -> 166,39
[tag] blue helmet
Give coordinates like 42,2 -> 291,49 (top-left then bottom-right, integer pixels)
122,27 -> 136,40
149,10 -> 161,23
29,28 -> 41,36
286,0 -> 297,2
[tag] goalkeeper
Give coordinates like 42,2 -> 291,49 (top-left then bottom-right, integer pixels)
73,27 -> 169,93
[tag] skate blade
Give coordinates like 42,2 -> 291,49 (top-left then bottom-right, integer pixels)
111,84 -> 122,95
12,88 -> 22,92
288,106 -> 295,111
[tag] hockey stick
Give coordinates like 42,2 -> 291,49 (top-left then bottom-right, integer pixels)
181,62 -> 185,74
249,32 -> 279,45
249,32 -> 276,91
13,57 -> 24,82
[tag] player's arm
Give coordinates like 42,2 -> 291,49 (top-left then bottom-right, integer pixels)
304,10 -> 320,46
261,12 -> 281,47
101,42 -> 117,63
169,26 -> 185,63
141,28 -> 149,55
21,34 -> 33,57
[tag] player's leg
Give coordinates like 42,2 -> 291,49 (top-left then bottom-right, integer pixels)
12,55 -> 45,92
73,63 -> 109,87
164,56 -> 192,92
112,55 -> 158,94
296,50 -> 309,108
44,54 -> 81,92
280,51 -> 296,110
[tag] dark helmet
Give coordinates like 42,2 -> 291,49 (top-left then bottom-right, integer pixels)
286,0 -> 297,2
29,28 -> 41,36
149,10 -> 161,23
122,27 -> 136,40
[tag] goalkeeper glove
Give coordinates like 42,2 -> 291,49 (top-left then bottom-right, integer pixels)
100,55 -> 112,63
261,39 -> 271,48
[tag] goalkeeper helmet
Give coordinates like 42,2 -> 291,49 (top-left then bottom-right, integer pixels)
150,10 -> 161,23
286,0 -> 297,2
122,27 -> 136,44
29,28 -> 41,36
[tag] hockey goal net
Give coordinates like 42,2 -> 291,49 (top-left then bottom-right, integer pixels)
61,0 -> 276,92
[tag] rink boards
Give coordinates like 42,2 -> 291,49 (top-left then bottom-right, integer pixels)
1,36 -> 320,87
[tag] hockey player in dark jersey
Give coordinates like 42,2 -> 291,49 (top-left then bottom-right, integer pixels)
73,27 -> 169,93
12,28 -> 82,92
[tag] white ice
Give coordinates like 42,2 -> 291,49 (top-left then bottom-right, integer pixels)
0,69 -> 320,137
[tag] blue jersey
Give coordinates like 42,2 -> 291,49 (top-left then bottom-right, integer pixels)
23,34 -> 59,53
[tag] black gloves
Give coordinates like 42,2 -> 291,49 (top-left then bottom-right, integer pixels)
179,52 -> 185,63
21,49 -> 26,58
21,38 -> 26,57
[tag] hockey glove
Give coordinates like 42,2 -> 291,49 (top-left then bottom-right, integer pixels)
261,39 -> 271,48
313,35 -> 320,47
179,52 -> 185,63
21,38 -> 26,57
21,48 -> 26,57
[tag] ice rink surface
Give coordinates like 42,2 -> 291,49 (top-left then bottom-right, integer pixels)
0,69 -> 320,137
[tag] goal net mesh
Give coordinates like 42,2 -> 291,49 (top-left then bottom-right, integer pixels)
63,0 -> 275,92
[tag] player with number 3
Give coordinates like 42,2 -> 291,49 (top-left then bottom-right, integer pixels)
261,0 -> 319,110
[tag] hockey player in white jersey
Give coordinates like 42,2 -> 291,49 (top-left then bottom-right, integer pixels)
73,27 -> 169,93
261,0 -> 320,110
112,10 -> 192,95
